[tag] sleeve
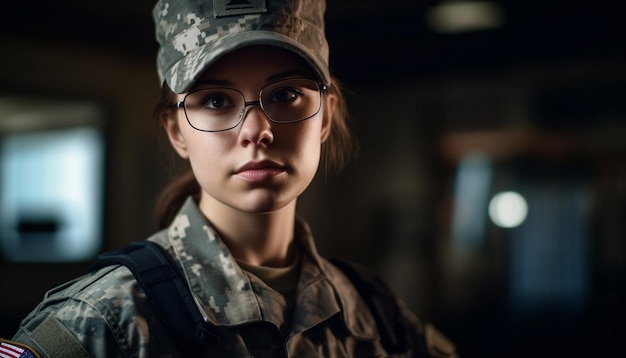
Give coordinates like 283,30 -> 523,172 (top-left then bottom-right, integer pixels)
10,267 -> 154,358
12,296 -> 127,358
398,300 -> 459,358
423,322 -> 458,358
0,337 -> 45,358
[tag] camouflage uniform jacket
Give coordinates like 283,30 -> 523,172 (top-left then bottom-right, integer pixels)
12,197 -> 429,357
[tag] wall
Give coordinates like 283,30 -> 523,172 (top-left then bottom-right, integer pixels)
2,14 -> 625,357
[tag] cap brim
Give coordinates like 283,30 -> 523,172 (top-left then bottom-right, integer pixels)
166,31 -> 331,94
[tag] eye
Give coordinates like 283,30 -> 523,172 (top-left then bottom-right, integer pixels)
201,93 -> 234,110
271,87 -> 303,103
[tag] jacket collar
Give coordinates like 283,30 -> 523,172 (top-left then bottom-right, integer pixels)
160,197 -> 262,326
154,197 -> 377,340
294,218 -> 378,341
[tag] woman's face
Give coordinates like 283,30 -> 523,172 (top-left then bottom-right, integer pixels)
164,46 -> 332,216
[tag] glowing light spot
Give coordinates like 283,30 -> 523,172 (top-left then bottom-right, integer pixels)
489,191 -> 528,228
426,1 -> 505,34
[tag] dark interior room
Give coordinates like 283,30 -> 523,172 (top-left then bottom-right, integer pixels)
1,1 -> 625,356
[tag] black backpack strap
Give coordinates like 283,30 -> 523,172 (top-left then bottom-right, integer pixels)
330,258 -> 429,356
88,241 -> 219,348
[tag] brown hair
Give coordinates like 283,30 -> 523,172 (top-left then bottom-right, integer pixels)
153,77 -> 358,229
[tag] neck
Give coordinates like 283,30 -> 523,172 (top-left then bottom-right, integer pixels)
198,196 -> 297,267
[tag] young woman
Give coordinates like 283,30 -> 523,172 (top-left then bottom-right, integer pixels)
5,0 -> 456,357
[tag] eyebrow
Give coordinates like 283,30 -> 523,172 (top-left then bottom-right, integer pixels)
267,70 -> 312,82
193,70 -> 314,88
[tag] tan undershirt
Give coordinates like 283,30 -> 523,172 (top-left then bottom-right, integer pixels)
237,250 -> 301,306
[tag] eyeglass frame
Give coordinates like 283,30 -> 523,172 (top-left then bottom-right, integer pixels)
171,78 -> 328,133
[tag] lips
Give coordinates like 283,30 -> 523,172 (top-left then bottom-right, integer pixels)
234,160 -> 286,182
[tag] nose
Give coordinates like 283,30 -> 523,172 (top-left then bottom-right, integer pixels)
238,101 -> 274,147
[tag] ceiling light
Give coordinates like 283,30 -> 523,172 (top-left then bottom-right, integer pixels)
426,1 -> 505,34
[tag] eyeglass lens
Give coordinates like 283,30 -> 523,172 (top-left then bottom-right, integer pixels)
182,78 -> 322,132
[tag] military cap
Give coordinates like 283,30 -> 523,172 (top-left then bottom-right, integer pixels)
153,0 -> 331,94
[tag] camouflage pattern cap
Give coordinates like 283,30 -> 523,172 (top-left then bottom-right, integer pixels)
153,0 -> 331,94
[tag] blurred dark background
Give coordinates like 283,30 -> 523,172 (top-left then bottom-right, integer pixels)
1,1 -> 625,356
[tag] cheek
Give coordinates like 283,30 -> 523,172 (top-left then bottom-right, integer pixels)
183,129 -> 234,168
281,120 -> 324,167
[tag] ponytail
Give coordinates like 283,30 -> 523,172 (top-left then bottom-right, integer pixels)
154,170 -> 200,230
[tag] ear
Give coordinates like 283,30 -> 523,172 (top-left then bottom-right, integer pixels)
162,108 -> 190,159
320,93 -> 334,143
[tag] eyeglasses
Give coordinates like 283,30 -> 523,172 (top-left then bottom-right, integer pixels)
172,78 -> 326,132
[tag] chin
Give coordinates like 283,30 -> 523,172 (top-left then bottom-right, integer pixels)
241,201 -> 289,215
238,192 -> 296,215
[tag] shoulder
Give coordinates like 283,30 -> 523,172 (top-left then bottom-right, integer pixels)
324,258 -> 458,357
45,264 -> 140,318
14,264 -> 152,357
19,263 -> 141,327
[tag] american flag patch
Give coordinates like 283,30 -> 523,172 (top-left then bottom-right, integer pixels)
0,340 -> 39,358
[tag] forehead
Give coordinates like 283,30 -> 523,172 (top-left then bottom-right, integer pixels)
196,46 -> 315,86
